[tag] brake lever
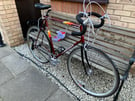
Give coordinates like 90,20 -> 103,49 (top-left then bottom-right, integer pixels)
100,14 -> 111,27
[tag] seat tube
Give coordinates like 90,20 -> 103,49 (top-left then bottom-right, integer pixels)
81,35 -> 85,44
48,30 -> 55,54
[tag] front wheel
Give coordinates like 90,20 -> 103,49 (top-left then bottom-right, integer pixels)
67,46 -> 120,97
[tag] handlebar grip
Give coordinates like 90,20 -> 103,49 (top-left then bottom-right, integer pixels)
71,13 -> 87,36
71,12 -> 105,36
88,12 -> 105,28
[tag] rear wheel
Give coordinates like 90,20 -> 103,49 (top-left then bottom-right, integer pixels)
27,26 -> 51,63
67,46 -> 120,97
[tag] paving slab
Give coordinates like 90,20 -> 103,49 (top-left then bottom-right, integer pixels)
0,46 -> 14,59
0,46 -> 75,101
0,97 -> 3,101
46,89 -> 75,101
1,53 -> 31,76
0,62 -> 14,85
0,67 -> 59,101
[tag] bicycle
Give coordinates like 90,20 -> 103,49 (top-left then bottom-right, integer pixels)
27,3 -> 120,97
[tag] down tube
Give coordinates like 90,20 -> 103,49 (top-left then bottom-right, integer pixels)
55,36 -> 85,58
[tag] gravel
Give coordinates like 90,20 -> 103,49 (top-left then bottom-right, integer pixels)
14,44 -> 135,101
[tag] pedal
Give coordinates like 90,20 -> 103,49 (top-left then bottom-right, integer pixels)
50,58 -> 60,66
57,46 -> 65,53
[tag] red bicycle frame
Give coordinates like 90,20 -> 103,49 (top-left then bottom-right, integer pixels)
40,16 -> 85,59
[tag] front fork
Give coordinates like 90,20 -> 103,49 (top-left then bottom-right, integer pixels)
81,43 -> 92,75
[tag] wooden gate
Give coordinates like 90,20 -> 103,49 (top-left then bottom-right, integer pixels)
15,0 -> 41,38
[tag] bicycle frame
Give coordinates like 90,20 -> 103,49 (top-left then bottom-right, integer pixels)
39,15 -> 85,59
54,35 -> 84,58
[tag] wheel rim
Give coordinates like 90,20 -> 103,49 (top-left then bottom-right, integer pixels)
67,47 -> 119,97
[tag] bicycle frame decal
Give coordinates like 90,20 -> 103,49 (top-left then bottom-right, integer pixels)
63,21 -> 74,25
48,30 -> 51,38
47,30 -> 55,54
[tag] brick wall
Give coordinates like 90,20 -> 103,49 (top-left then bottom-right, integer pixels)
107,0 -> 135,29
41,0 -> 135,30
0,0 -> 24,47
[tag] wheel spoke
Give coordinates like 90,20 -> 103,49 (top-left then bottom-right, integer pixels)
67,47 -> 119,97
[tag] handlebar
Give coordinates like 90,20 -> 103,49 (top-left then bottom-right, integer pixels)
71,12 -> 105,36
71,13 -> 87,36
88,12 -> 105,28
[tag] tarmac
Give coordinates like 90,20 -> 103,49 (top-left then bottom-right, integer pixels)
0,46 -> 75,101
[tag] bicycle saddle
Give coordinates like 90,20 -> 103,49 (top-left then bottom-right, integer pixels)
35,3 -> 51,10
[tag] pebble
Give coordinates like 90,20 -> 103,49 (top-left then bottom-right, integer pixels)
15,44 -> 135,101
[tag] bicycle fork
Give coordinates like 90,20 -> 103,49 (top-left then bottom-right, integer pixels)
81,44 -> 93,76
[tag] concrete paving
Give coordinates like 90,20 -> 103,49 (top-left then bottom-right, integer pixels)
0,46 -> 75,101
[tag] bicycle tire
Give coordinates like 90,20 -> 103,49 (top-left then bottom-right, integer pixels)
67,46 -> 120,97
27,26 -> 51,63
